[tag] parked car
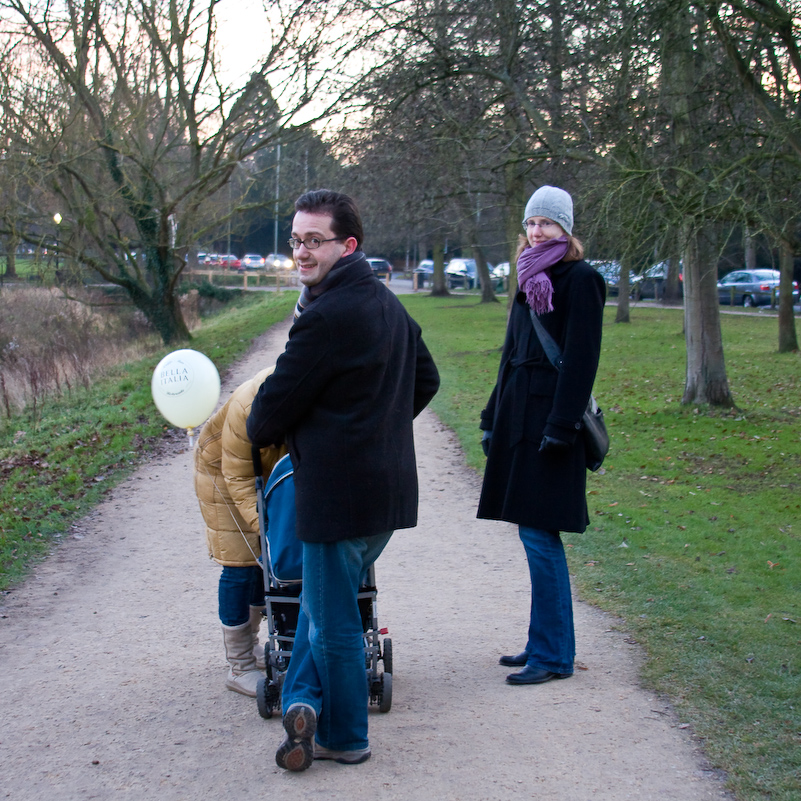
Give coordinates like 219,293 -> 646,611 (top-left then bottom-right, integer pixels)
445,258 -> 479,289
588,260 -> 632,296
217,254 -> 241,269
265,252 -> 294,270
413,259 -> 435,286
366,257 -> 392,279
241,253 -> 266,270
716,268 -> 790,307
633,260 -> 683,300
492,262 -> 510,289
492,262 -> 510,279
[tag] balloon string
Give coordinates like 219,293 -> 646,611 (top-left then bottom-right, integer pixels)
201,462 -> 264,568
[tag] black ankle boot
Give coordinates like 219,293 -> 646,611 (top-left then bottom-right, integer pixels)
498,651 -> 528,667
505,666 -> 571,685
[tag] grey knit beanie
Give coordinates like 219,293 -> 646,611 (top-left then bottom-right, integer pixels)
522,185 -> 573,235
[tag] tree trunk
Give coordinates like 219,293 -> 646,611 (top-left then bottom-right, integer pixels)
505,206 -> 521,304
663,257 -> 682,304
473,244 -> 498,304
503,149 -> 525,309
745,227 -> 757,269
135,289 -> 192,346
681,228 -> 734,406
547,0 -> 565,145
430,237 -> 449,297
3,234 -> 19,278
666,4 -> 733,406
615,259 -> 631,323
777,238 -> 798,353
4,252 -> 17,279
126,252 -> 192,345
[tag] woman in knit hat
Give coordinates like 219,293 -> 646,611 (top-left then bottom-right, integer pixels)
477,185 -> 606,684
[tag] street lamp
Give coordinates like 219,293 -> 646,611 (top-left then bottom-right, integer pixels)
274,143 -> 281,255
53,213 -> 62,274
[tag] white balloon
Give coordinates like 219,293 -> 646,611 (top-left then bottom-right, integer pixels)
151,349 -> 221,429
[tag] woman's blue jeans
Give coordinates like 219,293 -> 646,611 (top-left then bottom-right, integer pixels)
218,565 -> 264,627
518,526 -> 575,675
281,531 -> 393,752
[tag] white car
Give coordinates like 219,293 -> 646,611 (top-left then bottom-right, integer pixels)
265,253 -> 294,270
241,254 -> 266,270
445,258 -> 479,289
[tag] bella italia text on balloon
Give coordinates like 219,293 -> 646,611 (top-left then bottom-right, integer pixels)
160,367 -> 190,383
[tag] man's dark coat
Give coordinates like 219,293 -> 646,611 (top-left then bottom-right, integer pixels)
247,254 -> 440,543
478,259 -> 605,533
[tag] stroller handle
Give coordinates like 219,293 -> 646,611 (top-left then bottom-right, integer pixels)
251,444 -> 263,479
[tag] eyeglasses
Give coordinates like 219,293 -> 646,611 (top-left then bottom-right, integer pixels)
287,236 -> 343,250
523,219 -> 560,231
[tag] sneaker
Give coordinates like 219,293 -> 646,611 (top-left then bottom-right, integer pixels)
314,742 -> 372,765
275,703 -> 317,772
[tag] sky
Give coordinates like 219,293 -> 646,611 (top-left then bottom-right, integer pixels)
213,0 -> 370,135
215,0 -> 272,83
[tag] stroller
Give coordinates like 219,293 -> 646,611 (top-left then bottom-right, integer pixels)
253,451 -> 393,719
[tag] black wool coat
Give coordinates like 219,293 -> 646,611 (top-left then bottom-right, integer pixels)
246,254 -> 440,544
477,258 -> 605,533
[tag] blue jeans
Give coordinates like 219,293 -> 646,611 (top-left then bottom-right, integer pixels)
218,565 -> 264,627
281,531 -> 393,752
518,526 -> 575,675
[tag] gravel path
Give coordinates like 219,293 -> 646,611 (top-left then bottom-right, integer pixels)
0,315 -> 734,801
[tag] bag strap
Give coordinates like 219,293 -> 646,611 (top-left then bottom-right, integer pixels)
528,308 -> 563,371
529,309 -> 600,422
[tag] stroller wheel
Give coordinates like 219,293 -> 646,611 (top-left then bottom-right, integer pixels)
378,672 -> 392,713
256,676 -> 273,719
381,638 -> 393,675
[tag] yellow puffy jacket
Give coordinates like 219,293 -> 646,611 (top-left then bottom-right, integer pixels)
193,367 -> 286,566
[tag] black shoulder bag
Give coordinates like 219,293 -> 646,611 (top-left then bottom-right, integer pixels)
529,309 -> 609,472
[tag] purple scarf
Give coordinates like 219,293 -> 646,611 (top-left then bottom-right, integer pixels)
516,236 -> 569,315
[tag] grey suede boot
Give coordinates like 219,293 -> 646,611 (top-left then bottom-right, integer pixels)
222,622 -> 262,697
250,605 -> 266,670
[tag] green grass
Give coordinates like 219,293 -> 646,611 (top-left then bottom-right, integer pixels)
0,290 -> 297,589
400,295 -> 801,801
2,256 -> 38,278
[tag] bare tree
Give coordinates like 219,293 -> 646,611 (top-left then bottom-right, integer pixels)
703,0 -> 801,353
0,0 -> 365,343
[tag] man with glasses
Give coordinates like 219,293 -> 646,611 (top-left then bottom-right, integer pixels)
247,189 -> 439,772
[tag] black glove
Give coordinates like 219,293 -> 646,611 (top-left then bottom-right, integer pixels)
481,430 -> 492,457
539,435 -> 570,455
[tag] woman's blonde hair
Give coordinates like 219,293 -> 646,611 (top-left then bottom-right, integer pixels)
565,235 -> 584,261
514,232 -> 584,264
